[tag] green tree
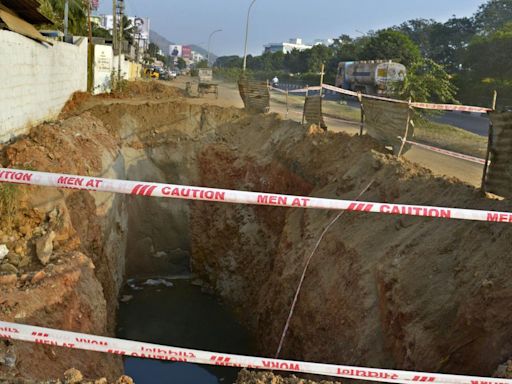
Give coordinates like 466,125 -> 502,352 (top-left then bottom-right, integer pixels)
92,25 -> 111,39
38,0 -> 87,35
457,22 -> 512,107
121,16 -> 134,45
306,44 -> 332,72
195,60 -> 208,69
360,29 -> 421,66
398,58 -> 457,102
215,55 -> 243,68
177,57 -> 187,70
474,0 -> 512,35
148,42 -> 160,57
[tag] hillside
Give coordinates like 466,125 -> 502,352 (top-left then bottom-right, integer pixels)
149,30 -> 216,60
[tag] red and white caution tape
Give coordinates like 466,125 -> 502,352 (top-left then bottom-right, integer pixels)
1,321 -> 510,384
321,84 -> 492,113
288,86 -> 322,93
322,83 -> 359,98
270,86 -> 288,94
0,168 -> 511,223
411,102 -> 491,114
406,140 -> 487,165
322,84 -> 408,103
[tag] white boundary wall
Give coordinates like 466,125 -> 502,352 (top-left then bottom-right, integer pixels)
0,30 -> 88,142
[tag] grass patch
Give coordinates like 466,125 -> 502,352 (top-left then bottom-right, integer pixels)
269,92 -> 361,122
413,120 -> 488,158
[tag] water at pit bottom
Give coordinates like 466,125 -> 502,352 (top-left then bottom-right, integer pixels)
117,278 -> 253,384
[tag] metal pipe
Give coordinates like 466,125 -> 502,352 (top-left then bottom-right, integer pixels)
207,29 -> 222,67
242,0 -> 257,71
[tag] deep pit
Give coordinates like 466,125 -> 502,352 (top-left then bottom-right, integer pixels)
1,84 -> 512,382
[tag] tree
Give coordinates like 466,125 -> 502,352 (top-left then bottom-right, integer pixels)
306,44 -> 332,73
38,0 -> 87,35
177,57 -> 187,70
92,25 -> 111,39
396,19 -> 440,56
122,16 -> 134,45
148,42 -> 160,57
195,60 -> 208,69
398,58 -> 457,102
457,22 -> 512,107
474,0 -> 512,35
359,29 -> 421,66
215,55 -> 243,68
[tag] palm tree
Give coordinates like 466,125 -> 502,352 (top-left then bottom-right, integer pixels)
38,0 -> 87,35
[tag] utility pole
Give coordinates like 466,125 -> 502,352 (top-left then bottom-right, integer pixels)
64,0 -> 69,36
87,0 -> 92,43
116,0 -> 125,85
112,0 -> 117,53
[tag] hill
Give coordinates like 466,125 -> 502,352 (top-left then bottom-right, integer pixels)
149,30 -> 216,60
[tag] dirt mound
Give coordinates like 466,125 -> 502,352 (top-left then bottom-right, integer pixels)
115,80 -> 184,99
60,81 -> 185,117
236,369 -> 340,384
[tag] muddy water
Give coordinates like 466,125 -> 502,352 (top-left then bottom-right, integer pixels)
117,278 -> 253,384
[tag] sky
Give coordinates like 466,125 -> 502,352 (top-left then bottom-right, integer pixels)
97,0 -> 486,56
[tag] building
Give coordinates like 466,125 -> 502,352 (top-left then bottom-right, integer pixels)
191,51 -> 205,63
264,38 -> 312,54
264,38 -> 334,54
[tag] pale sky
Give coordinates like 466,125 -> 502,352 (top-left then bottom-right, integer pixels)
97,0 -> 485,56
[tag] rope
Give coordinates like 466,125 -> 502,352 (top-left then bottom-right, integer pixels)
274,179 -> 375,358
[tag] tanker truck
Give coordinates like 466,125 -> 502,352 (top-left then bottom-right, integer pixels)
335,60 -> 406,96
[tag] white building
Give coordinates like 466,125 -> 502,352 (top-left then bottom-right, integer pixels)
191,51 -> 205,63
264,38 -> 312,54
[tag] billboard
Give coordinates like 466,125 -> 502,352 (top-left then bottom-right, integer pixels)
182,45 -> 192,59
131,17 -> 150,41
90,0 -> 99,11
170,44 -> 183,57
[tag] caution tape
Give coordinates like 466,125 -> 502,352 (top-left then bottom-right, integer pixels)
411,102 -> 491,114
288,86 -> 322,94
406,140 -> 487,165
321,84 -> 492,113
269,86 -> 288,94
0,168 -> 511,223
0,321 -> 510,384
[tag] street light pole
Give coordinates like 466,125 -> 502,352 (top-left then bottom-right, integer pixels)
242,0 -> 257,71
207,29 -> 222,67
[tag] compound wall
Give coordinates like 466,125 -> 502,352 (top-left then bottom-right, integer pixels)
0,30 -> 88,142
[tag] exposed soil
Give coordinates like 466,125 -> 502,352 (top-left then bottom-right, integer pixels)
0,81 -> 511,382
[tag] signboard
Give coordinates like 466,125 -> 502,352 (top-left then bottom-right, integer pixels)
131,17 -> 150,40
182,45 -> 192,59
170,44 -> 183,57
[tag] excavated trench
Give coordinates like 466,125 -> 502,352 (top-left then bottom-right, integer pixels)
1,89 -> 512,382
92,98 -> 512,379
